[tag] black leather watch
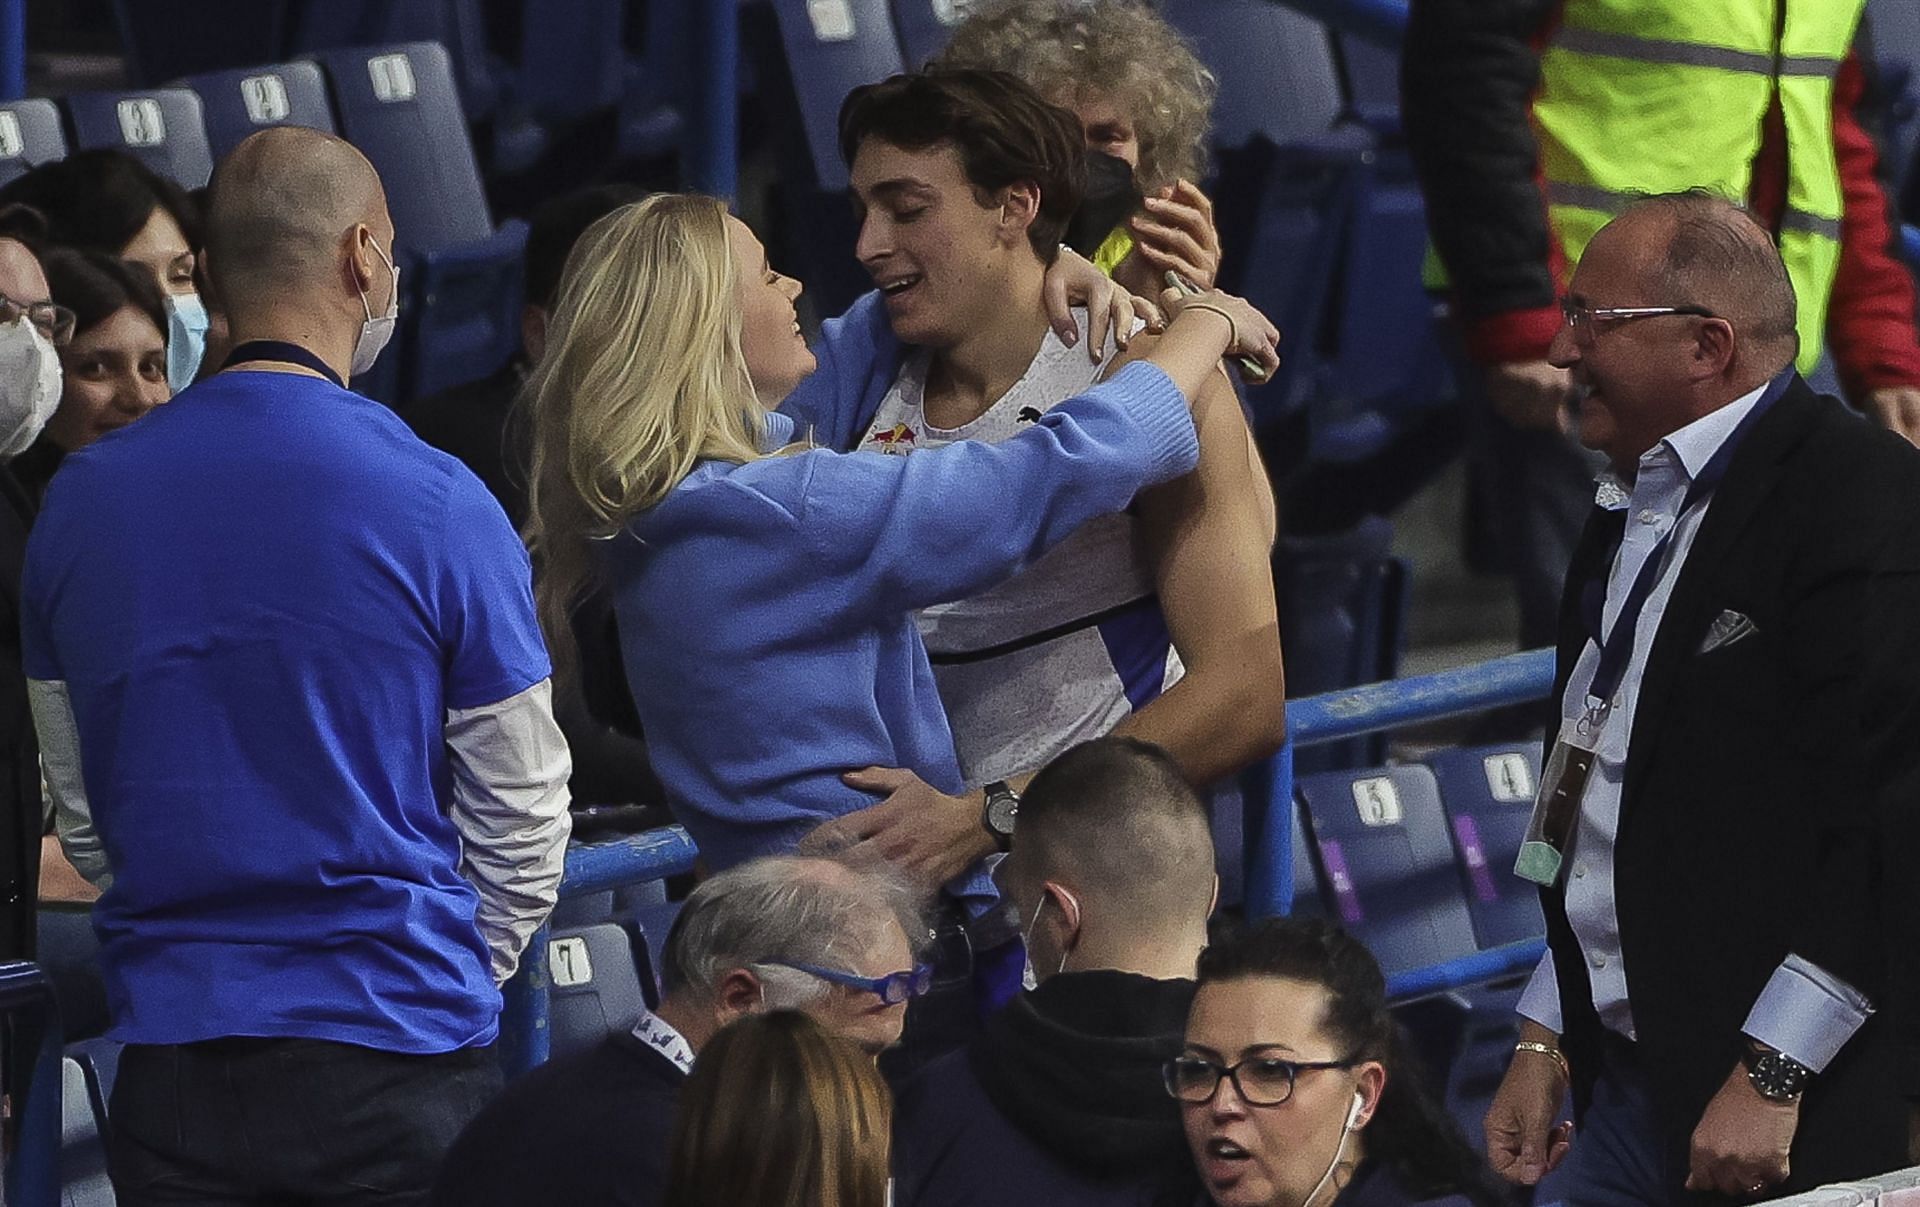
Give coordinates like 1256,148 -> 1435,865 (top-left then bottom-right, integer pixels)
1743,1043 -> 1812,1103
982,781 -> 1019,852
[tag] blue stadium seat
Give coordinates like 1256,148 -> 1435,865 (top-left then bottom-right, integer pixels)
763,0 -> 906,193
62,88 -> 216,188
309,41 -> 529,401
1294,764 -> 1479,977
547,922 -> 651,1059
1869,0 -> 1920,219
1231,754 -> 1328,916
1274,517 -> 1407,774
1333,30 -> 1401,133
1423,743 -> 1547,950
111,0 -> 290,88
60,1056 -> 113,1207
628,897 -> 684,1007
68,1039 -> 122,1119
1161,0 -> 1344,149
0,99 -> 69,185
890,0 -> 969,67
175,61 -> 337,161
513,0 -> 682,166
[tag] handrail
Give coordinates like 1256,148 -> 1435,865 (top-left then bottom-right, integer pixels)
1274,0 -> 1409,48
0,961 -> 64,1207
499,648 -> 1562,1076
690,0 -> 738,198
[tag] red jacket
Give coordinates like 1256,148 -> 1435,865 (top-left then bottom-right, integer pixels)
1401,0 -> 1920,398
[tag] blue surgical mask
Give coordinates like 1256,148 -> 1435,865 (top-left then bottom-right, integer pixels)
164,292 -> 209,393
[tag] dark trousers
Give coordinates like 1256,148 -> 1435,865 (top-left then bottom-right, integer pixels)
108,1037 -> 502,1207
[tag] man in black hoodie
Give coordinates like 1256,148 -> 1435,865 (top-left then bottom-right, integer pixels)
892,736 -> 1217,1207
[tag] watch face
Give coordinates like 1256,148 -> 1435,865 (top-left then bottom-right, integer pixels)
986,793 -> 1019,836
1748,1053 -> 1809,1102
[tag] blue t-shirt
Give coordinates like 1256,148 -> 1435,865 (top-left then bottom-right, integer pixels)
21,371 -> 551,1053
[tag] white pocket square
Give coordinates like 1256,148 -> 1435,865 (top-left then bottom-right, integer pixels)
1698,609 -> 1758,654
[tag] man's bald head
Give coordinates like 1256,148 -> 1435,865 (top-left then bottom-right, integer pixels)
0,238 -> 48,309
1606,191 -> 1800,375
204,127 -> 389,309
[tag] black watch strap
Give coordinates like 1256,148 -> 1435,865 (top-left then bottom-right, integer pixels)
1743,1043 -> 1812,1103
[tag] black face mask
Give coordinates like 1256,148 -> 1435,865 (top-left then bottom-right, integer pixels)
1063,150 -> 1144,258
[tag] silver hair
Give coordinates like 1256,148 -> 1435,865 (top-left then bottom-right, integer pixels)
658,854 -> 927,1006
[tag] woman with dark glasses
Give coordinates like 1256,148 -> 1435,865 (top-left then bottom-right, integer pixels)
1169,919 -> 1506,1207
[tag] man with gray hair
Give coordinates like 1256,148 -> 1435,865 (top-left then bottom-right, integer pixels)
22,126 -> 572,1203
1483,191 -> 1920,1202
431,853 -> 928,1207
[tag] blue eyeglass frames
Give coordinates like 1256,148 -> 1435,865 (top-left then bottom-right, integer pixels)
761,961 -> 935,1005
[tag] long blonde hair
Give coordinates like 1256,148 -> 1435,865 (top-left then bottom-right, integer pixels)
664,1011 -> 893,1207
522,193 -> 768,675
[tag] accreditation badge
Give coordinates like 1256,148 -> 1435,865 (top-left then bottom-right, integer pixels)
1514,702 -> 1606,887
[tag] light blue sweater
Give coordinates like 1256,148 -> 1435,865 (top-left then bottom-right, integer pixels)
607,294 -> 1196,899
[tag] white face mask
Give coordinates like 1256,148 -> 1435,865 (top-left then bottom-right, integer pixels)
0,316 -> 62,458
164,292 -> 208,393
351,236 -> 399,379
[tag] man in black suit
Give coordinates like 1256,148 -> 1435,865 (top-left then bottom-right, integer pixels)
1482,191 -> 1920,1203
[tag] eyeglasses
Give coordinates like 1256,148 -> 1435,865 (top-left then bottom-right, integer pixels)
1163,1052 -> 1358,1107
0,290 -> 75,348
1560,298 -> 1719,342
761,960 -> 934,1005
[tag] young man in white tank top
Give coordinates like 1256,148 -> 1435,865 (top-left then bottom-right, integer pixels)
804,71 -> 1283,897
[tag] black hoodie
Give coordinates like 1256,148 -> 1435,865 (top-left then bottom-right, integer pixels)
891,969 -> 1201,1207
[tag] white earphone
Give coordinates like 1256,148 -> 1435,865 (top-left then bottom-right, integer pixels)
1345,1090 -> 1365,1130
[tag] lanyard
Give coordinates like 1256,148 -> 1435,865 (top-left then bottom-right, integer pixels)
221,340 -> 345,389
631,1008 -> 696,1075
1582,371 -> 1790,710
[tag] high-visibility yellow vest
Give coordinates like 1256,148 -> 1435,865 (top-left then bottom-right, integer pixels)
1534,0 -> 1865,372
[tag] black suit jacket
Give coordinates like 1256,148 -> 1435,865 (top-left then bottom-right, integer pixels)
1546,376 -> 1920,1195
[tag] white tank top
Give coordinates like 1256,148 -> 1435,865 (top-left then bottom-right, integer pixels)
859,312 -> 1183,783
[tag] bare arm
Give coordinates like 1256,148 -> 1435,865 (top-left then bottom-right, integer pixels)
1108,356 -> 1285,784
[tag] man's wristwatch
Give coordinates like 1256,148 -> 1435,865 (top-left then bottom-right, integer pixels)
982,781 -> 1019,852
1743,1042 -> 1813,1103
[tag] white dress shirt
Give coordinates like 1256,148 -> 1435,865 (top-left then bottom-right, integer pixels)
1514,381 -> 1872,1071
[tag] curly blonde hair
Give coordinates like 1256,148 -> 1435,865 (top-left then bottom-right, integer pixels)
936,0 -> 1216,191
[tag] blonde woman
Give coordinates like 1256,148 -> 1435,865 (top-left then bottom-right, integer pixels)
524,194 -> 1274,911
664,1011 -> 893,1207
938,0 -> 1223,293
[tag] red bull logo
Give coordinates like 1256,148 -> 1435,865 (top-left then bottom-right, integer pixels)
867,424 -> 917,454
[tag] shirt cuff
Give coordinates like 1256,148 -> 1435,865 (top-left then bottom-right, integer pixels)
1742,953 -> 1873,1072
1517,948 -> 1563,1034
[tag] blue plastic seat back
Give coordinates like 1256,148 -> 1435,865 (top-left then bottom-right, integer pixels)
1422,743 -> 1547,950
0,99 -> 69,185
1868,0 -> 1920,211
1274,517 -> 1407,773
310,42 -> 495,252
176,61 -> 337,161
1295,764 -> 1480,977
288,0 -> 502,120
547,922 -> 651,1060
1334,30 -> 1401,130
516,0 -> 628,124
63,88 -> 216,188
1161,0 -> 1343,149
111,0 -> 290,88
68,1039 -> 122,1121
629,898 -> 685,1008
890,0 -> 970,67
60,1056 -> 113,1207
764,0 -> 907,191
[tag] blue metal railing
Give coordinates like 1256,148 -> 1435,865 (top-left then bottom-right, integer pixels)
0,0 -> 22,102
690,0 -> 739,199
499,648 -> 1560,1075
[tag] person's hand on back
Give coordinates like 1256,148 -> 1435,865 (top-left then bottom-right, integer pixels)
798,768 -> 994,900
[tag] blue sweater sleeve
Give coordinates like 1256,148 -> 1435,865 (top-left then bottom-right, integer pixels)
779,291 -> 898,451
795,361 -> 1198,620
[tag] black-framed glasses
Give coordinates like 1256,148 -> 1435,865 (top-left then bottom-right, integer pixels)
761,960 -> 934,1005
1560,298 -> 1718,342
0,290 -> 75,348
1163,1051 -> 1359,1107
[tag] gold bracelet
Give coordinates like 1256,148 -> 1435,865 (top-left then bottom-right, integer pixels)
1178,300 -> 1240,350
1514,1040 -> 1570,1082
